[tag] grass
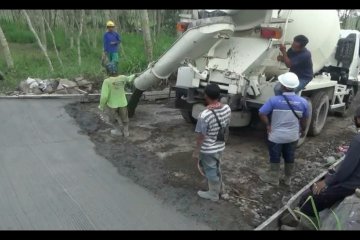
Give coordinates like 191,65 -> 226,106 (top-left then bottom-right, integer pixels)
293,195 -> 342,230
0,20 -> 176,92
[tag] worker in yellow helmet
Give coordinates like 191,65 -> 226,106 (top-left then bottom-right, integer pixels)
102,20 -> 121,72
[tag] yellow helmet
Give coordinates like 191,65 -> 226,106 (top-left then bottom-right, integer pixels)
106,21 -> 115,27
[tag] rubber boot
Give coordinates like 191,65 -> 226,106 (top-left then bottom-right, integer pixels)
283,163 -> 295,186
197,181 -> 221,201
123,123 -> 129,137
259,163 -> 280,186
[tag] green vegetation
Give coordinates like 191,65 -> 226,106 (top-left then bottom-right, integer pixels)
0,20 -> 176,92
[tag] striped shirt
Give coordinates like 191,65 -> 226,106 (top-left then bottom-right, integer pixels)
195,104 -> 231,154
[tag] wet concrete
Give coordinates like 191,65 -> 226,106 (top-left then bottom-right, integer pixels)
0,99 -> 209,230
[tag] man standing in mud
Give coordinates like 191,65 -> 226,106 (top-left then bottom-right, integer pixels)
259,72 -> 309,186
193,83 -> 231,202
98,62 -> 135,137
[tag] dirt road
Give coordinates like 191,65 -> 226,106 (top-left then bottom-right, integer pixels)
65,95 -> 359,230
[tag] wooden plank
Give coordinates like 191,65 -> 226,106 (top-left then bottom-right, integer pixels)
255,157 -> 344,230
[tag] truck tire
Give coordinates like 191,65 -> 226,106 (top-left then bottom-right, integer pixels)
180,109 -> 197,124
297,98 -> 312,147
176,88 -> 197,124
308,91 -> 329,136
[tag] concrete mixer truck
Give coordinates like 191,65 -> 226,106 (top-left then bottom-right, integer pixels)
127,10 -> 360,145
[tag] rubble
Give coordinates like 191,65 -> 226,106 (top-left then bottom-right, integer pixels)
5,77 -> 175,102
8,76 -> 94,96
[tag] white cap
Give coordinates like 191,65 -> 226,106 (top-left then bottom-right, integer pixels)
278,72 -> 299,89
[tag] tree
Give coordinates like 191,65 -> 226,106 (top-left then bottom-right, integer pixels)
38,10 -> 47,51
91,10 -> 98,48
22,10 -> 54,72
157,10 -> 163,35
0,24 -> 14,69
76,10 -> 85,66
139,10 -> 153,62
43,14 -> 63,68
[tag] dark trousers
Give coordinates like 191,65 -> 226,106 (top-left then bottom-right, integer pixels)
298,184 -> 355,217
268,141 -> 298,163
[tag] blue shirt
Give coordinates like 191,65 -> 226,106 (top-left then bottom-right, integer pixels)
259,92 -> 309,143
103,31 -> 121,53
287,48 -> 313,81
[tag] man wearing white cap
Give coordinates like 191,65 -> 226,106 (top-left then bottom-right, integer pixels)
258,72 -> 310,186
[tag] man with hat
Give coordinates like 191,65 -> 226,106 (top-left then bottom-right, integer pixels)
103,20 -> 121,71
258,72 -> 310,186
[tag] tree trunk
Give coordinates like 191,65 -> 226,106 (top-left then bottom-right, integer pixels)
157,10 -> 162,34
68,10 -> 75,49
104,10 -> 111,22
53,10 -> 58,29
70,37 -> 74,49
343,10 -> 351,29
356,16 -> 360,30
39,11 -> 47,50
139,10 -> 153,62
77,10 -> 85,66
92,10 -> 98,48
22,10 -> 54,72
43,14 -> 63,68
0,24 -> 14,69
152,10 -> 157,40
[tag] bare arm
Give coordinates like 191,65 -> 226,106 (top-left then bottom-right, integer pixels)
193,133 -> 205,158
259,113 -> 271,134
279,44 -> 291,68
281,52 -> 292,68
193,117 -> 207,159
299,117 -> 308,137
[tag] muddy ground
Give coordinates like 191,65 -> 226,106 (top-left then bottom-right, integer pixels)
65,95 -> 360,230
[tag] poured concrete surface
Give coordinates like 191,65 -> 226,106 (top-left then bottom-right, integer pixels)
0,99 -> 209,230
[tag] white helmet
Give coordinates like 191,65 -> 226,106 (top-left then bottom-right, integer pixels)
278,72 -> 299,89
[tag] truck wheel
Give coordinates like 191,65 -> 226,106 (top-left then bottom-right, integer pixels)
176,88 -> 197,124
180,109 -> 197,124
308,91 -> 329,136
335,86 -> 355,117
297,98 -> 312,147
